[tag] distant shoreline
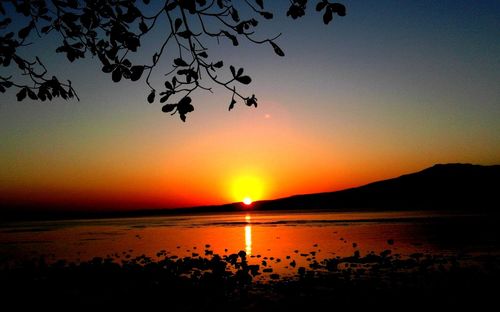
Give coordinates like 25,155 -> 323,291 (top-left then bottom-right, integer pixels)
1,163 -> 498,222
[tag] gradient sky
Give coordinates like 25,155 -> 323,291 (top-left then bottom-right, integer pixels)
1,0 -> 499,211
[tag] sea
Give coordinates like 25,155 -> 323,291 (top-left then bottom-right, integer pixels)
1,210 -> 499,278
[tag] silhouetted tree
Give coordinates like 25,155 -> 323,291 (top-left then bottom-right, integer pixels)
0,0 -> 345,121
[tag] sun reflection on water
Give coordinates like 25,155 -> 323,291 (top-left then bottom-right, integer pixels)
245,214 -> 252,255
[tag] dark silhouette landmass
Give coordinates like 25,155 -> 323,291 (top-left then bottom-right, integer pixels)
1,163 -> 498,221
251,163 -> 499,213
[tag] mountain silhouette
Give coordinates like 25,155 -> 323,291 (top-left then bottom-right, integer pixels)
249,163 -> 499,213
1,163 -> 498,221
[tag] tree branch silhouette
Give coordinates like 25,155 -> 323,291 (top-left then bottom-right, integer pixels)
0,0 -> 345,121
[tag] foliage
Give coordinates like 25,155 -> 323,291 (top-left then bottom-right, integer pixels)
0,0 -> 345,121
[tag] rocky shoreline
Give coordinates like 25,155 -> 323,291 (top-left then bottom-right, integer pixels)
1,245 -> 498,311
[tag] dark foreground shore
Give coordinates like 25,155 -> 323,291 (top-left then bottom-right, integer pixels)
1,246 -> 499,311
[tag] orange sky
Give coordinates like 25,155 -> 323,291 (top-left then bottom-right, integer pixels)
2,96 -> 498,211
1,1 -> 499,212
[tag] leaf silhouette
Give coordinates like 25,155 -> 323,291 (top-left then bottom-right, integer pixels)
174,58 -> 189,67
177,30 -> 192,39
27,89 -> 38,100
102,64 -> 114,73
259,11 -> 273,19
125,36 -> 140,52
139,21 -> 148,33
18,22 -> 34,39
112,68 -> 122,82
160,92 -> 172,103
331,3 -> 347,16
180,0 -> 196,13
162,104 -> 177,112
245,94 -> 258,107
287,2 -> 306,19
256,0 -> 264,9
174,18 -> 183,32
316,1 -> 327,11
147,90 -> 155,103
223,31 -> 239,46
229,98 -> 236,111
230,8 -> 240,22
165,2 -> 177,11
16,88 -> 27,101
323,9 -> 333,24
1,81 -> 12,88
130,66 -> 144,81
270,41 -> 285,57
178,96 -> 192,106
236,75 -> 251,84
122,67 -> 131,79
177,96 -> 194,122
122,59 -> 132,67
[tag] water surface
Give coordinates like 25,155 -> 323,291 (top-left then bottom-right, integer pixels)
1,210 -> 498,277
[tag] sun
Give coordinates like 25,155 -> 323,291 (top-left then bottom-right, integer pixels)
230,175 -> 265,204
243,197 -> 253,205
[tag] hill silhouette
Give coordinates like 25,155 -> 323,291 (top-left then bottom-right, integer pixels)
1,163 -> 498,221
85,162 -> 500,216
248,163 -> 499,213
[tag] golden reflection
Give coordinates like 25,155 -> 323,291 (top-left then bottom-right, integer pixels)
245,214 -> 252,255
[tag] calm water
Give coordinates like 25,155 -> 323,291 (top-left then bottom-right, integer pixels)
1,210 -> 499,277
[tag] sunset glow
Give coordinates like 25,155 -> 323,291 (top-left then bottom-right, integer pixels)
0,1 -> 499,310
231,175 -> 264,204
0,1 -> 498,213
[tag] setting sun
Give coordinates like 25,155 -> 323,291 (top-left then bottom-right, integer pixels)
231,175 -> 265,203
